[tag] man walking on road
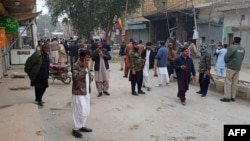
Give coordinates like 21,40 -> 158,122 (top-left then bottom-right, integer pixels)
174,47 -> 196,105
24,43 -> 50,106
220,37 -> 245,102
71,49 -> 94,138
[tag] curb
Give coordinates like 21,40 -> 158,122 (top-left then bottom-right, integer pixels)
191,75 -> 250,100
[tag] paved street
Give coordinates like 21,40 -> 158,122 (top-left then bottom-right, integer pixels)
0,62 -> 250,141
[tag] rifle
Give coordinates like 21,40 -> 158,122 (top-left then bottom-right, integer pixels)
204,71 -> 215,84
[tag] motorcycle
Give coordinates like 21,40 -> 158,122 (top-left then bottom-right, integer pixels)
49,63 -> 72,84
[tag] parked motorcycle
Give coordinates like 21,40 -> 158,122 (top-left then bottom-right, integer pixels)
49,63 -> 72,84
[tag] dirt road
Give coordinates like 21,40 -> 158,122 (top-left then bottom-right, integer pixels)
0,62 -> 250,141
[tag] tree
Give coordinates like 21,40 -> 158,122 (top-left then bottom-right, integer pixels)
46,0 -> 142,41
36,14 -> 56,39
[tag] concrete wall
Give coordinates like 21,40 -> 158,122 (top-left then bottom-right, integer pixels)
198,6 -> 223,23
143,0 -> 216,16
223,8 -> 250,64
198,23 -> 223,44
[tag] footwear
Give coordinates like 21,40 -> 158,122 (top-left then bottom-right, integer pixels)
147,87 -> 151,91
37,101 -> 43,106
201,94 -> 206,97
35,100 -> 45,104
132,92 -> 139,96
138,90 -> 145,94
231,98 -> 235,102
72,130 -> 82,138
123,76 -> 128,78
166,83 -> 171,86
155,84 -> 162,87
79,127 -> 93,132
103,91 -> 110,96
142,85 -> 146,88
120,68 -> 123,71
154,74 -> 158,77
97,92 -> 102,97
181,101 -> 186,106
196,91 -> 203,94
90,69 -> 93,72
220,98 -> 230,102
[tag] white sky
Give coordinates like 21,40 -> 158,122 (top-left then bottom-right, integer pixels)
36,0 -> 49,15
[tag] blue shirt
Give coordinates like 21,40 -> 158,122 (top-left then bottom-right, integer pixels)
216,48 -> 227,68
156,46 -> 168,67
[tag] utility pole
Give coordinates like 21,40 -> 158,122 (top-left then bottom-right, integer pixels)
191,0 -> 197,30
122,0 -> 129,36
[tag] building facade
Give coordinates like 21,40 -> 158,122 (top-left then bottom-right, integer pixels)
218,4 -> 250,63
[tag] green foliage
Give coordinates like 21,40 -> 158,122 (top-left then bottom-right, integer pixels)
46,0 -> 141,38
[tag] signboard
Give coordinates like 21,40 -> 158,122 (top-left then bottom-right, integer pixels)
0,16 -> 19,34
127,24 -> 146,30
19,26 -> 27,36
0,29 -> 6,47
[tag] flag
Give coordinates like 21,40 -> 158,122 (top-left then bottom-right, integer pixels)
116,17 -> 123,30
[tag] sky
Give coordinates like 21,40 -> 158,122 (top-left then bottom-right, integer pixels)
36,0 -> 49,15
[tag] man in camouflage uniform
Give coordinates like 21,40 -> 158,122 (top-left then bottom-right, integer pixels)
196,43 -> 211,97
128,40 -> 145,96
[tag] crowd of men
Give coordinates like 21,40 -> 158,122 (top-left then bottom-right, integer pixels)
25,36 -> 245,138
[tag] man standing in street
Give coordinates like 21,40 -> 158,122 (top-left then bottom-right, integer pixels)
63,40 -> 69,63
138,40 -> 145,54
71,49 -> 94,138
124,38 -> 134,78
51,38 -> 60,64
69,41 -> 80,67
220,37 -> 245,102
155,41 -> 170,87
92,41 -> 112,97
196,43 -> 211,97
129,40 -> 145,96
24,44 -> 50,106
141,42 -> 155,91
119,41 -> 126,71
153,41 -> 161,77
102,39 -> 111,52
208,40 -> 217,65
167,41 -> 176,81
215,44 -> 227,76
174,47 -> 196,105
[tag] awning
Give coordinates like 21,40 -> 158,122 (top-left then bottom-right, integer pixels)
127,17 -> 150,24
0,0 -> 36,14
0,3 -> 7,15
10,11 -> 41,22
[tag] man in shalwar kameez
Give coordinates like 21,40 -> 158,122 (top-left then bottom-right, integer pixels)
92,42 -> 112,97
155,41 -> 170,87
174,47 -> 196,105
71,50 -> 94,138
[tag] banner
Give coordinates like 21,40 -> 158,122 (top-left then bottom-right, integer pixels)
116,17 -> 123,30
0,16 -> 19,34
0,29 -> 6,47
